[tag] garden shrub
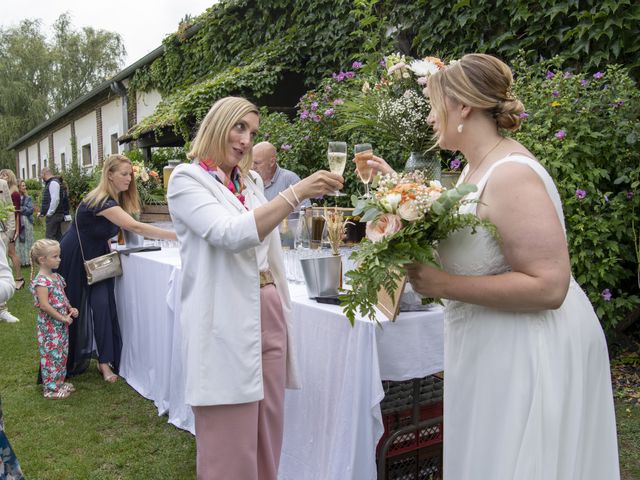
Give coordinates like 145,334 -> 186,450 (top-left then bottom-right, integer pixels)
512,57 -> 640,329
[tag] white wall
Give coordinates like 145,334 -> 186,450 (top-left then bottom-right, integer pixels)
52,124 -> 72,171
136,89 -> 162,123
17,150 -> 28,181
27,144 -> 38,179
39,138 -> 49,172
101,98 -> 124,156
75,111 -> 98,168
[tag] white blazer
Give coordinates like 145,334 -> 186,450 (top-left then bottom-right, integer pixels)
167,163 -> 299,406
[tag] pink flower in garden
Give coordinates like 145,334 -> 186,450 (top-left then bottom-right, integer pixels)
628,191 -> 635,200
310,102 -> 319,111
332,71 -> 347,82
601,289 -> 612,301
300,110 -> 310,120
575,189 -> 586,199
580,79 -> 589,87
352,61 -> 364,69
311,114 -> 321,122
563,72 -> 574,78
449,158 -> 461,170
593,71 -> 604,79
366,213 -> 403,243
345,71 -> 355,79
555,129 -> 566,140
332,98 -> 344,105
281,144 -> 292,151
324,108 -> 335,117
519,112 -> 529,119
303,135 -> 310,141
416,76 -> 428,85
546,70 -> 555,79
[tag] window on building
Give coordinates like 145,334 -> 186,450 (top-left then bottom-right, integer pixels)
82,144 -> 92,166
110,133 -> 119,154
61,153 -> 66,170
31,164 -> 36,178
21,168 -> 25,179
43,158 -> 47,167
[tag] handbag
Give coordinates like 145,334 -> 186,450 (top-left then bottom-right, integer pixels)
75,222 -> 122,285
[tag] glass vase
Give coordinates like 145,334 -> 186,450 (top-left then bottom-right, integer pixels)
404,151 -> 441,180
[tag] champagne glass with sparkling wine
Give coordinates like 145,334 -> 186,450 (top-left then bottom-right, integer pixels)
327,141 -> 347,196
354,143 -> 374,198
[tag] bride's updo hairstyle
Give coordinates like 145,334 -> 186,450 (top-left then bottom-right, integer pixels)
428,53 -> 524,137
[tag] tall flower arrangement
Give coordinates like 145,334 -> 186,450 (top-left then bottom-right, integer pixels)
131,161 -> 163,206
337,54 -> 445,156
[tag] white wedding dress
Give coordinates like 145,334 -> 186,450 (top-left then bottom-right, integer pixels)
437,155 -> 620,480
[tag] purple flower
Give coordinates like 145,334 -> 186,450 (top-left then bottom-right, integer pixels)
628,191 -> 635,200
280,144 -> 292,151
555,129 -> 566,140
332,71 -> 346,82
352,61 -> 363,69
345,71 -> 355,79
580,79 -> 589,87
379,59 -> 386,67
332,98 -> 344,105
310,102 -> 319,111
311,114 -> 321,122
552,90 -> 560,97
300,110 -> 310,120
449,158 -> 461,170
546,70 -> 555,80
601,289 -> 612,301
563,72 -> 574,78
593,71 -> 604,79
303,135 -> 310,141
604,194 -> 609,203
519,112 -> 529,119
324,108 -> 335,117
575,189 -> 586,199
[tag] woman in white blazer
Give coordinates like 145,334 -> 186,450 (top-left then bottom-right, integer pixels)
167,96 -> 342,480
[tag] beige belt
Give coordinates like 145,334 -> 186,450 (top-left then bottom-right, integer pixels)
259,270 -> 275,288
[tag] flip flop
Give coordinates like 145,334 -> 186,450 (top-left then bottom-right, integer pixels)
15,278 -> 25,290
44,388 -> 71,399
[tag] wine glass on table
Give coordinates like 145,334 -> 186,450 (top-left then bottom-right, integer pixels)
354,143 -> 374,198
327,141 -> 347,196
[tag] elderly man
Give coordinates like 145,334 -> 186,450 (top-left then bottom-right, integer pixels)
252,142 -> 310,208
40,167 -> 69,240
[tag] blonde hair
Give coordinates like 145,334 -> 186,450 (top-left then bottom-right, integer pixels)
83,154 -> 141,215
0,169 -> 18,193
428,53 -> 524,143
187,96 -> 259,175
30,239 -> 60,279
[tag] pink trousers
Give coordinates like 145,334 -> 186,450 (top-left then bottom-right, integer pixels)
192,284 -> 288,480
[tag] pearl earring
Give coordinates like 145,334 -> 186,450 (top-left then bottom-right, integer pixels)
457,123 -> 464,133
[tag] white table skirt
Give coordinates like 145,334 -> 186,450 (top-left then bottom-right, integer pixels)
115,248 -> 443,480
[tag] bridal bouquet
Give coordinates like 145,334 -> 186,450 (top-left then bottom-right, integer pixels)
340,171 -> 490,325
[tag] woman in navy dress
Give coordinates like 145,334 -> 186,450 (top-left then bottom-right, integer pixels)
58,154 -> 176,383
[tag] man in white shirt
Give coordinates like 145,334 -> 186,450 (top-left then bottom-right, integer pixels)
40,168 -> 69,240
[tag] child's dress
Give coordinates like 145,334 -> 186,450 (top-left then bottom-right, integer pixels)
29,273 -> 72,393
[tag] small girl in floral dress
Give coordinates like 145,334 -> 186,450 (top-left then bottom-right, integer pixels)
29,239 -> 79,399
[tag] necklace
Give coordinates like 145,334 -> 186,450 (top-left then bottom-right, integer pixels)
464,136 -> 505,183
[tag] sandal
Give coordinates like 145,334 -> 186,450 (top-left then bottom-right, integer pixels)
15,278 -> 25,290
44,388 -> 71,400
97,363 -> 119,383
61,382 -> 76,392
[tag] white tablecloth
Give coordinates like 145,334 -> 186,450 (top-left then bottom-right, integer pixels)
115,248 -> 443,480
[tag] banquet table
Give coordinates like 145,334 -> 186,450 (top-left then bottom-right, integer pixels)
115,247 -> 444,480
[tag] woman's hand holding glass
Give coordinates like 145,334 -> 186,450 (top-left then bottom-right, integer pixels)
295,170 -> 344,200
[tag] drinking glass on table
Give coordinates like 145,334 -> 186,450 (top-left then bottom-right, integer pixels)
327,141 -> 347,196
354,143 -> 374,198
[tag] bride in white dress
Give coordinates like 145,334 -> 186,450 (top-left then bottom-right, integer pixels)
371,53 -> 620,479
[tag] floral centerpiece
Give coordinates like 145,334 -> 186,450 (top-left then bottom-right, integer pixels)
132,161 -> 164,206
337,54 -> 446,167
340,171 -> 492,325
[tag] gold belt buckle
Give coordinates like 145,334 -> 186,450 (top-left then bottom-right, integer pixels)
259,270 -> 275,288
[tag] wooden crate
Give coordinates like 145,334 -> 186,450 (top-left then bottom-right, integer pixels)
140,204 -> 171,223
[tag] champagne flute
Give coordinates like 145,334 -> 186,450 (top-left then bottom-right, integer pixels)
354,143 -> 374,198
327,141 -> 347,196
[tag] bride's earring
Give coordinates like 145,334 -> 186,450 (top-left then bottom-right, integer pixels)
457,123 -> 464,133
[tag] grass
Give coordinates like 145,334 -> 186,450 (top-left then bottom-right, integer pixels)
0,225 -> 638,478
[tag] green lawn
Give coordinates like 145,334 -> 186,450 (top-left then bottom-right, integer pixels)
1,246 -> 638,479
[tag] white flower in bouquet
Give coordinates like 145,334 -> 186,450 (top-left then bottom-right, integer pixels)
380,192 -> 402,212
397,200 -> 422,221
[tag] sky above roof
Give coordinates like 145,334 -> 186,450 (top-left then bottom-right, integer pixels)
1,0 -> 216,68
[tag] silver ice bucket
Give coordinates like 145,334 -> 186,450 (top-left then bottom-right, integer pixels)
123,229 -> 144,247
300,255 -> 342,298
